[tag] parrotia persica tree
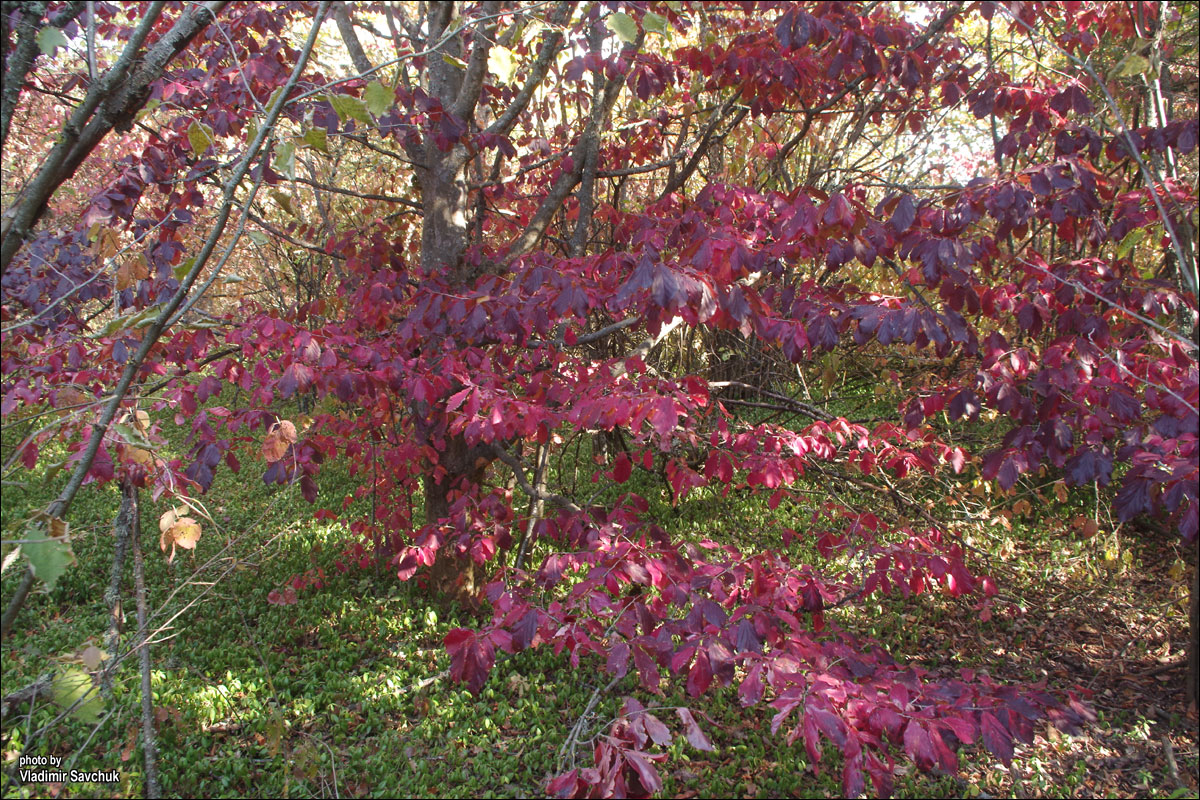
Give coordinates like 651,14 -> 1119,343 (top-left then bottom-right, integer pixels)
2,1 -> 1196,796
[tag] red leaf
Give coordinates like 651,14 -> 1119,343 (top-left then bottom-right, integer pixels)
623,750 -> 663,795
676,708 -> 714,751
445,628 -> 495,695
686,650 -> 712,696
738,662 -> 764,706
811,707 -> 847,748
843,754 -> 865,798
890,193 -> 916,232
903,720 -> 935,770
446,388 -> 471,413
547,770 -> 580,798
607,641 -> 631,678
940,715 -> 976,745
649,397 -> 678,439
980,711 -> 1014,765
612,454 -> 632,484
642,712 -> 672,746
633,645 -> 660,694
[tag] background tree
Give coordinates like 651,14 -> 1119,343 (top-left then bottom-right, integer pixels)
2,2 -> 1195,796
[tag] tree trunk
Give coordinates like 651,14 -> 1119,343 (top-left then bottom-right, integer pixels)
1189,545 -> 1198,710
413,3 -> 493,597
422,432 -> 487,602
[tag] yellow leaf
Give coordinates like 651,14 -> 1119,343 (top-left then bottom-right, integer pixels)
122,445 -> 154,469
170,518 -> 202,550
187,121 -> 214,154
55,386 -> 90,408
271,189 -> 297,218
262,420 -> 297,463
262,432 -> 288,462
116,253 -> 150,289
488,45 -> 517,84
49,516 -> 69,541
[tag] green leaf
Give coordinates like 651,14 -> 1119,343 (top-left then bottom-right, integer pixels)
643,12 -> 668,35
328,93 -> 371,125
441,53 -> 468,70
112,423 -> 154,449
24,518 -> 75,592
187,121 -> 214,155
174,257 -> 196,282
95,306 -> 159,338
364,80 -> 392,116
274,140 -> 296,179
136,98 -> 161,122
271,189 -> 297,218
488,45 -> 517,84
51,666 -> 104,724
264,86 -> 287,115
301,127 -> 328,153
183,318 -> 225,330
1112,53 -> 1151,78
1116,228 -> 1145,259
43,460 -> 67,484
606,11 -> 638,44
36,26 -> 68,56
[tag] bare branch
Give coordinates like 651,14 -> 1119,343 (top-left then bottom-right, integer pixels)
508,29 -> 644,259
450,0 -> 502,122
333,3 -> 374,76
1,1 -> 229,273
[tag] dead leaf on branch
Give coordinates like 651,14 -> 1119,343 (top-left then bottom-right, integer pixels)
53,386 -> 91,409
262,419 -> 297,463
120,444 -> 155,469
115,253 -> 149,289
159,507 -> 202,562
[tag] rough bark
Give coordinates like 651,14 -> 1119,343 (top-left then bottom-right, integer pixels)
414,3 -> 492,598
1,3 -> 86,150
422,431 -> 491,601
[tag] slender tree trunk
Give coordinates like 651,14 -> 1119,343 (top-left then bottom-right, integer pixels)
1189,544 -> 1198,710
102,484 -> 133,697
130,486 -> 161,798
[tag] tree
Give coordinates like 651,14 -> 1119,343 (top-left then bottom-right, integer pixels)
2,2 -> 1195,797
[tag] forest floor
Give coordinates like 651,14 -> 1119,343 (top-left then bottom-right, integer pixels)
878,524 -> 1198,799
1,417 -> 1197,799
